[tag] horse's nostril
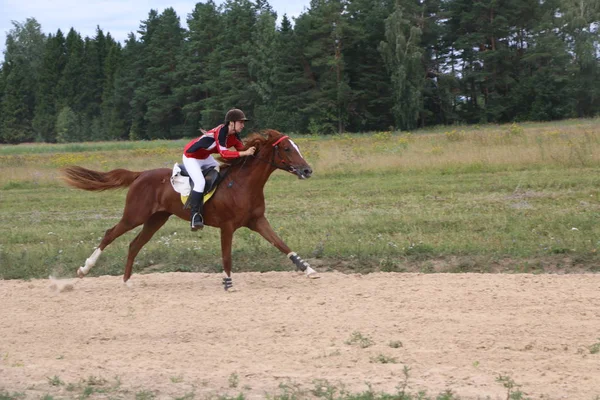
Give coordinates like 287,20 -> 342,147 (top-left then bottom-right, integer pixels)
304,168 -> 313,176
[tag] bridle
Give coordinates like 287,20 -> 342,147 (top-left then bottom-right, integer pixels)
226,135 -> 303,187
251,135 -> 295,172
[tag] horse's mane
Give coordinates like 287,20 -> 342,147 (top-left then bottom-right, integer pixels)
218,129 -> 283,168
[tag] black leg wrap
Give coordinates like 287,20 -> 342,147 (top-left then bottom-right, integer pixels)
289,252 -> 309,272
223,277 -> 233,291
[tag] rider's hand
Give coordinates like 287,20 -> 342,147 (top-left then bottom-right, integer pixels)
242,147 -> 256,156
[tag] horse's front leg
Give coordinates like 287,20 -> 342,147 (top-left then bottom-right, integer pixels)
248,216 -> 319,278
220,224 -> 235,290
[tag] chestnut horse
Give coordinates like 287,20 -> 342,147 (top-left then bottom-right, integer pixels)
62,130 -> 317,290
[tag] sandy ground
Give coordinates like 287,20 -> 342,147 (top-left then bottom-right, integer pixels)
1,272 -> 600,399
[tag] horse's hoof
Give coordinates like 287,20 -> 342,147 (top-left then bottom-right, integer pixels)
223,277 -> 233,291
77,268 -> 85,278
305,266 -> 320,279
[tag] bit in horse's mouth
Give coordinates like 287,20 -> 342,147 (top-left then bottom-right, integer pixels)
290,167 -> 310,179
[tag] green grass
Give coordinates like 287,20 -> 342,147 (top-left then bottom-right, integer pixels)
1,119 -> 600,279
0,372 -> 535,400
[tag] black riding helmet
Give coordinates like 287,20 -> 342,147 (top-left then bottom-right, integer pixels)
225,108 -> 250,123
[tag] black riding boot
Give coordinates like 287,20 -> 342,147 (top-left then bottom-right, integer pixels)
189,191 -> 204,231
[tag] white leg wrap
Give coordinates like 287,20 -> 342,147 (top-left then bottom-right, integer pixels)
287,252 -> 319,278
79,248 -> 102,276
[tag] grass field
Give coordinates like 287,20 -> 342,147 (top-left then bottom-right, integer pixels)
1,119 -> 600,280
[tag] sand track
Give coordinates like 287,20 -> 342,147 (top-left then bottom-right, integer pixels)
1,272 -> 600,399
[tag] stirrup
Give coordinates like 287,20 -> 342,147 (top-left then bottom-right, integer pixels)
191,213 -> 204,231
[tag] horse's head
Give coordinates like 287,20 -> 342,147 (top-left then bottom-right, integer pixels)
254,130 -> 313,179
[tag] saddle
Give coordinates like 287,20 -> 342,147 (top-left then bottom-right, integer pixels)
170,164 -> 223,207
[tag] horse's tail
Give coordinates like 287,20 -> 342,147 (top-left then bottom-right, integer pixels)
62,166 -> 142,191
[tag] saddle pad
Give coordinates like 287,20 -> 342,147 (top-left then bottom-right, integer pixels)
180,188 -> 217,206
170,164 -> 191,196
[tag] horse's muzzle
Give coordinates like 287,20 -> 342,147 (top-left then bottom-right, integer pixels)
291,166 -> 312,179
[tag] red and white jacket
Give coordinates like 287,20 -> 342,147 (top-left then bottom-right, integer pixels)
184,124 -> 245,160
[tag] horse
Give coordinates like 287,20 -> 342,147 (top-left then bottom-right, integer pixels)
62,129 -> 317,290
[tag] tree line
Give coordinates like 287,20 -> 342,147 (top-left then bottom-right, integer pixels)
0,0 -> 599,144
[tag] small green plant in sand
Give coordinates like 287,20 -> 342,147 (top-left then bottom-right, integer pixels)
345,331 -> 374,348
229,372 -> 240,388
496,375 -> 530,400
47,376 -> 64,386
370,354 -> 398,364
135,390 -> 156,400
588,339 -> 600,354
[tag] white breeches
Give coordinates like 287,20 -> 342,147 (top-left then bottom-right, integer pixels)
182,155 -> 219,193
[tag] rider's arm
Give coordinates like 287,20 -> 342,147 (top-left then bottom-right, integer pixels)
217,125 -> 243,159
186,136 -> 215,155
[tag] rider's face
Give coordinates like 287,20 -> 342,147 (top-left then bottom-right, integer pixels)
231,120 -> 245,133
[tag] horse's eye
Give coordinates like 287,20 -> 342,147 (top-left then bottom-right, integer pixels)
284,147 -> 291,152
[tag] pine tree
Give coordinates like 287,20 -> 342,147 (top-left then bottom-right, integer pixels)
514,0 -> 577,120
33,30 -> 67,142
344,0 -> 394,131
0,64 -> 6,141
0,19 -> 46,143
138,7 -> 185,139
177,0 -> 223,136
79,28 -> 110,140
99,35 -> 123,140
379,1 -> 423,130
264,14 -> 312,132
128,10 -> 161,140
443,0 -> 551,123
1,65 -> 37,143
295,0 -> 352,134
56,29 -> 86,113
205,0 -> 257,128
560,0 -> 600,117
106,34 -> 140,140
248,8 -> 278,129
410,0 -> 455,127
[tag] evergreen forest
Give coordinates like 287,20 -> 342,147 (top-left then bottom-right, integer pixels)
1,0 -> 599,144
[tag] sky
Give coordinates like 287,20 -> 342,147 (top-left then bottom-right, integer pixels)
0,0 -> 311,59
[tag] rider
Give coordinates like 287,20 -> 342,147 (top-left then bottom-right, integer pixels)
182,108 -> 256,231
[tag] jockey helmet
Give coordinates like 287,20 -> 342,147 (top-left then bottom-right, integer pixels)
225,108 -> 249,123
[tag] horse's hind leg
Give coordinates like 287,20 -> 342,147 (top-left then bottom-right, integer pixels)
123,212 -> 171,282
78,218 -> 140,277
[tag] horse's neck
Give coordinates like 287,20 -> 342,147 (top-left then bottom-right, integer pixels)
228,156 -> 276,189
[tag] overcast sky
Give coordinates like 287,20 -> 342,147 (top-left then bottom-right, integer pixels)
0,0 -> 311,60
